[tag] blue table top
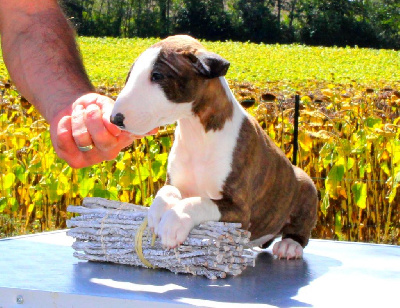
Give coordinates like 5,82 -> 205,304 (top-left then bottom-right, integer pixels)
0,230 -> 399,307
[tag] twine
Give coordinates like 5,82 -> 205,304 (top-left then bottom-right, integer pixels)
99,209 -> 110,261
134,217 -> 157,268
98,203 -> 156,268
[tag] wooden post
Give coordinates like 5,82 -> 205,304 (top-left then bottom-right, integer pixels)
293,94 -> 300,165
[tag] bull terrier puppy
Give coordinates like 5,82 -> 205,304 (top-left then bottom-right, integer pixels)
111,35 -> 318,259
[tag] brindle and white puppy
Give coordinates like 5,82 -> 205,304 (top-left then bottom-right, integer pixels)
111,35 -> 318,259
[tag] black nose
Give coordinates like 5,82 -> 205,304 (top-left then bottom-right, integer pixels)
110,113 -> 125,128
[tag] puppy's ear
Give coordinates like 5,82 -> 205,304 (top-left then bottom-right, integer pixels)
186,51 -> 230,79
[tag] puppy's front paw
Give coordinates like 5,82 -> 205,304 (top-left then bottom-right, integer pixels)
272,238 -> 303,260
148,185 -> 182,234
157,207 -> 194,249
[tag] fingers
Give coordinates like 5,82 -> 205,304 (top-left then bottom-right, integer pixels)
51,106 -> 118,168
55,115 -> 75,154
85,104 -> 116,152
52,115 -> 87,168
71,104 -> 93,148
73,93 -> 122,137
51,93 -> 158,168
72,94 -> 128,155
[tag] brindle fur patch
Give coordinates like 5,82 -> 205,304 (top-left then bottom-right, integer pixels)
192,78 -> 233,132
214,116 -> 318,245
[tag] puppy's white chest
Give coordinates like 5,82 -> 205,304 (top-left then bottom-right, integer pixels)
168,116 -> 242,200
171,155 -> 226,199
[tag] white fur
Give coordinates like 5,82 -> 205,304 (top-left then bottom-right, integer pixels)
157,197 -> 222,248
149,78 -> 247,248
148,185 -> 182,235
168,78 -> 246,199
111,47 -> 193,135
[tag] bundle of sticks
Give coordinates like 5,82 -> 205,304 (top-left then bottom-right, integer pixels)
66,197 -> 257,279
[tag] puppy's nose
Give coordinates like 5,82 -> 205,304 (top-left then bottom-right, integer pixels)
110,113 -> 125,128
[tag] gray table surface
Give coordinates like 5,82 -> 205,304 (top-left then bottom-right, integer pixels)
0,230 -> 399,308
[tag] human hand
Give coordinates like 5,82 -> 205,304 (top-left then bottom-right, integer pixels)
49,93 -> 158,168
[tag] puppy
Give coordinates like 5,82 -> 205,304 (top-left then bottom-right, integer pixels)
111,35 -> 318,259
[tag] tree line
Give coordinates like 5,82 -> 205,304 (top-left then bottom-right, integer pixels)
60,0 -> 400,49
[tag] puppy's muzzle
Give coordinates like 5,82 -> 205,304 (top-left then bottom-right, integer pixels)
110,113 -> 125,129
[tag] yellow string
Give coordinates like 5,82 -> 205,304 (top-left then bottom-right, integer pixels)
135,217 -> 157,268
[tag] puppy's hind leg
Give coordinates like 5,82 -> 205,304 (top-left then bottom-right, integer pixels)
273,238 -> 304,259
273,168 -> 318,260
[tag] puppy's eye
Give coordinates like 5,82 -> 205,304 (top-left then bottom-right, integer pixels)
151,72 -> 164,82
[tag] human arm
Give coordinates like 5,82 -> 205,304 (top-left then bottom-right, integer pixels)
0,0 -> 93,121
0,0 -> 152,168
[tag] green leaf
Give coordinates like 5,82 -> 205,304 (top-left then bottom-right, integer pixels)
320,189 -> 330,216
388,170 -> 400,203
327,164 -> 344,182
352,182 -> 367,209
9,197 -> 18,212
388,187 -> 398,204
335,211 -> 343,240
33,191 -> 43,205
144,196 -> 154,206
108,187 -> 119,201
364,117 -> 382,128
132,165 -> 150,185
151,160 -> 162,180
93,183 -> 110,199
320,143 -> 337,168
2,173 -> 15,190
27,203 -> 35,214
13,165 -> 26,183
380,161 -> 391,176
160,136 -> 172,149
341,139 -> 352,156
48,181 -> 59,203
135,187 -> 142,204
79,177 -> 95,198
347,157 -> 355,170
152,155 -> 167,181
0,197 -> 6,212
155,153 -> 168,165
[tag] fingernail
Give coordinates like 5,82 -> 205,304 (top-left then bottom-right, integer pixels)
72,104 -> 84,115
86,104 -> 100,113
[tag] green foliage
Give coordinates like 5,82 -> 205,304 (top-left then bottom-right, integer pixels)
78,37 -> 400,86
234,0 -> 279,43
299,0 -> 381,47
174,0 -> 233,41
60,0 -> 400,49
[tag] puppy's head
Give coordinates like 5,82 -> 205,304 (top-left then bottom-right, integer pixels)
110,35 -> 230,135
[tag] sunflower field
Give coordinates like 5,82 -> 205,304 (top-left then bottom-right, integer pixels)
0,37 -> 399,244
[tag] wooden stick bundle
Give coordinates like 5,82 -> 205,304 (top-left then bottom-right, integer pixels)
66,197 -> 256,279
